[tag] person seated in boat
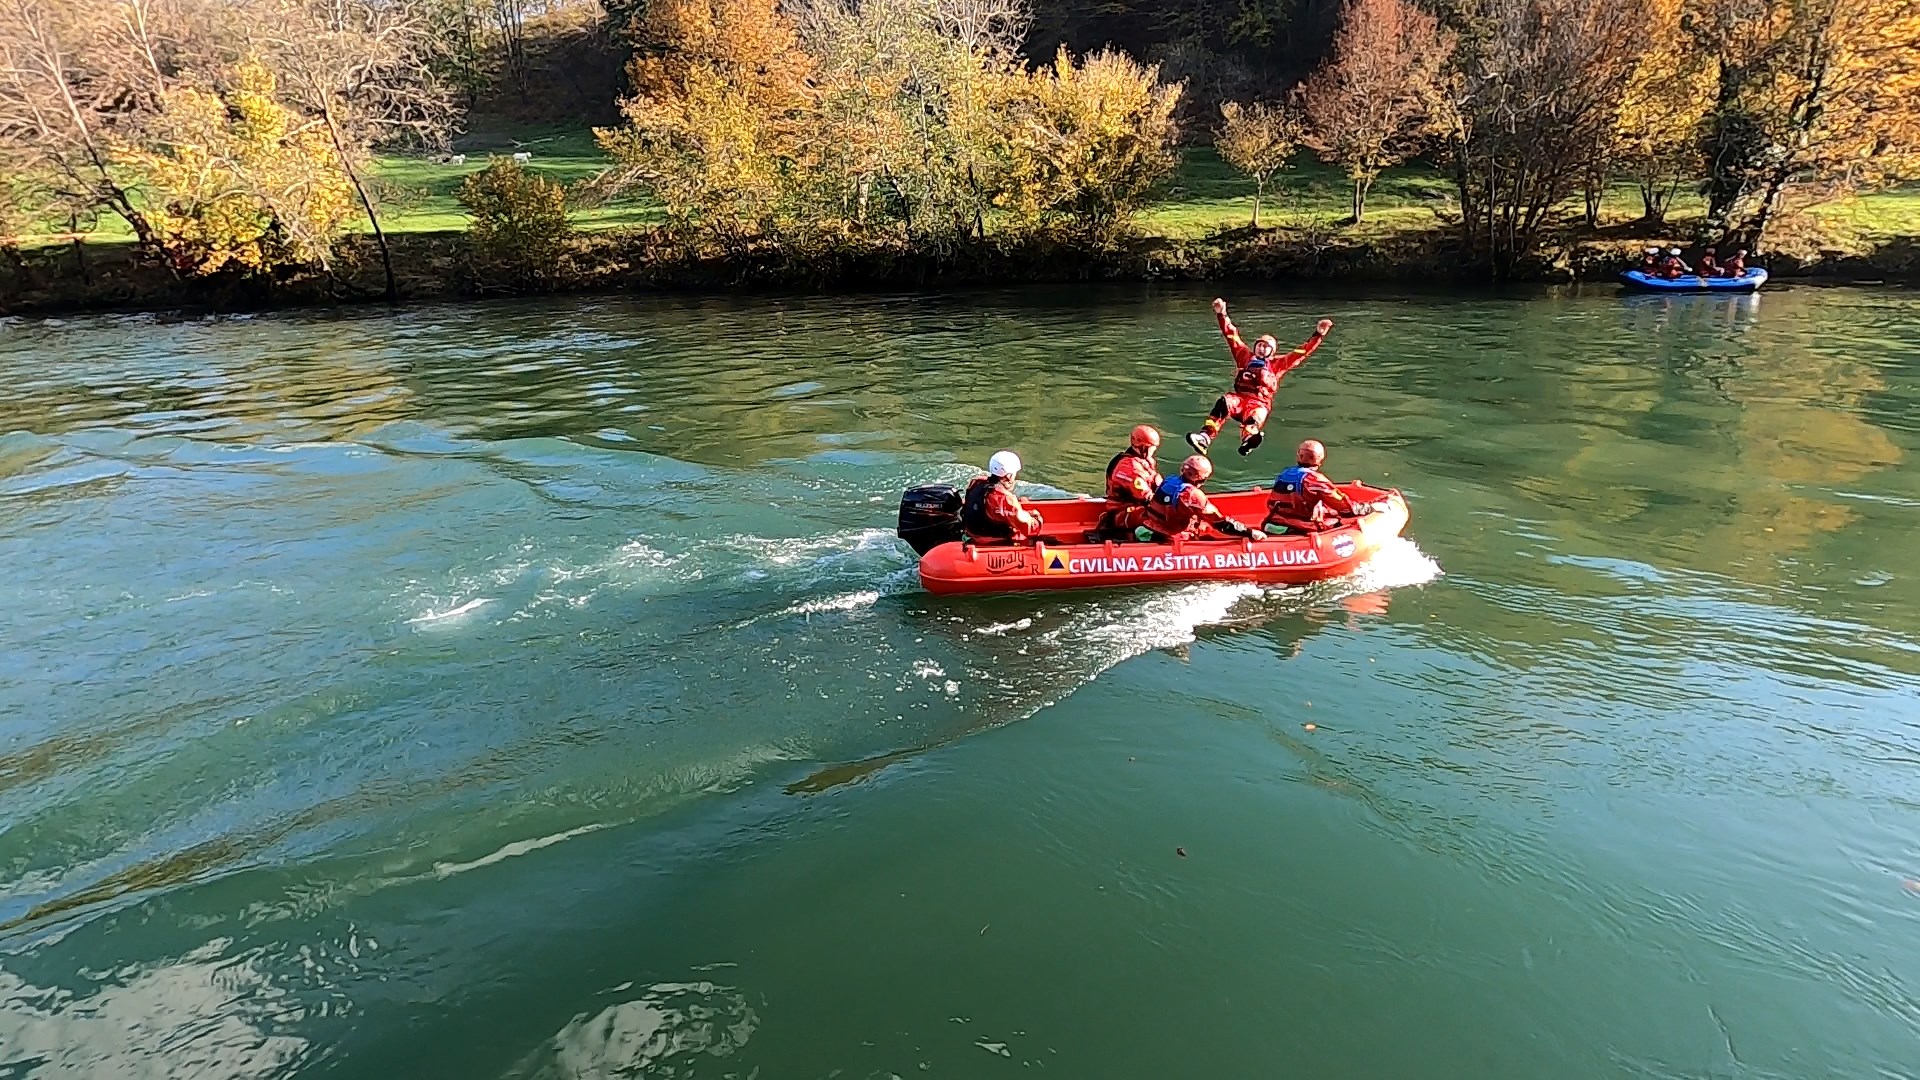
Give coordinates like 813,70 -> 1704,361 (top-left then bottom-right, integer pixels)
961,451 -> 1044,545
1638,246 -> 1661,273
1098,424 -> 1162,538
1658,247 -> 1693,279
1263,439 -> 1360,535
1698,247 -> 1720,277
1187,297 -> 1333,458
1137,455 -> 1257,542
1722,248 -> 1748,277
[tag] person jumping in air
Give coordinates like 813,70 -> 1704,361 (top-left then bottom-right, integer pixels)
961,451 -> 1044,544
1188,298 -> 1333,458
1098,425 -> 1163,538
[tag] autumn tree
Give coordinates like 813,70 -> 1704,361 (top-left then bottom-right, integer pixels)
996,47 -> 1183,235
0,0 -> 177,263
1436,0 -> 1640,272
594,0 -> 816,240
1612,0 -> 1710,224
114,59 -> 358,276
237,0 -> 453,300
1213,100 -> 1303,228
458,156 -> 571,285
791,0 -> 1020,240
1299,0 -> 1451,223
1689,0 -> 1920,250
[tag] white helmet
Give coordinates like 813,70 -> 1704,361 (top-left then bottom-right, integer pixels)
1669,247 -> 1682,255
1645,246 -> 1659,254
987,450 -> 1021,478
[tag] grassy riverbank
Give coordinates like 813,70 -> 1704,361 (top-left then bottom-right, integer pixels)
7,125 -> 1920,316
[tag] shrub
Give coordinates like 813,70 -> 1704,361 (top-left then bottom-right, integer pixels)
457,158 -> 573,287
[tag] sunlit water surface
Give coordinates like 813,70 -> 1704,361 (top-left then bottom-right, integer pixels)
2,284 -> 1917,1077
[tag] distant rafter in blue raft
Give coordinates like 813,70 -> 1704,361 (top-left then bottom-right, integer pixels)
1619,268 -> 1769,292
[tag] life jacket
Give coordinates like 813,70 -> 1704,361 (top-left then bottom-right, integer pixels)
1267,465 -> 1328,527
1105,449 -> 1157,505
1271,465 -> 1315,496
1143,475 -> 1196,536
960,476 -> 1012,540
1233,360 -> 1274,397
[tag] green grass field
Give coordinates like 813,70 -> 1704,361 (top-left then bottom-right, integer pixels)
19,122 -> 1920,252
373,124 -> 660,233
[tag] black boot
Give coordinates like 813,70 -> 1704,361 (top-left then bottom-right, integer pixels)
1238,432 -> 1264,456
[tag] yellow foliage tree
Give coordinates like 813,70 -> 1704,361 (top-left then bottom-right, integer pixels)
115,59 -> 356,276
624,0 -> 814,112
995,47 -> 1184,235
457,156 -> 572,286
1613,0 -> 1710,223
1691,0 -> 1920,247
598,63 -> 793,239
791,0 -> 1026,240
595,0 -> 815,240
1214,100 -> 1305,228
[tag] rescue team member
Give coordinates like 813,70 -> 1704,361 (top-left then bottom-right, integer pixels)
1638,246 -> 1661,273
1138,455 -> 1256,541
1698,247 -> 1720,277
1658,247 -> 1692,279
1263,439 -> 1360,534
1187,298 -> 1333,458
1099,424 -> 1162,536
961,450 -> 1044,544
1721,248 -> 1748,277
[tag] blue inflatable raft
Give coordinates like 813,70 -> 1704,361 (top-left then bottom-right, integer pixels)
1619,267 -> 1768,292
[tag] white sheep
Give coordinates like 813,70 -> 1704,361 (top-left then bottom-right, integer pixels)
511,151 -> 531,164
450,153 -> 466,166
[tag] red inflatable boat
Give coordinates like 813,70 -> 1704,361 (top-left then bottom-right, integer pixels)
896,482 -> 1409,595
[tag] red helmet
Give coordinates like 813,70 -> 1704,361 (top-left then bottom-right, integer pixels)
1180,455 -> 1213,483
1129,424 -> 1160,452
1296,439 -> 1326,466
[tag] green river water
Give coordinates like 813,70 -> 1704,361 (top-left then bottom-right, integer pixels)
2,285 -> 1918,1078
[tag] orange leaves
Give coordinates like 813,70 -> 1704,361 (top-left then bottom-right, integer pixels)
1296,0 -> 1452,222
600,2 -> 1185,242
1689,0 -> 1920,240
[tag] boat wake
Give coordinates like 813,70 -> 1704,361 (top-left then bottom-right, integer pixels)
784,536 -> 1444,794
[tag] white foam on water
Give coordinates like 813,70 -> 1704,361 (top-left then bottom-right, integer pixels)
971,618 -> 1035,637
778,589 -> 883,617
717,527 -> 900,568
1327,536 -> 1443,595
1063,581 -> 1266,656
429,821 -> 613,880
409,597 -> 494,626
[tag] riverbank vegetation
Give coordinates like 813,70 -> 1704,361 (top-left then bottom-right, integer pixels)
3,0 -> 1919,314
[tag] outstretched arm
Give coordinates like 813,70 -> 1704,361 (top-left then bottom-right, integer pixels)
1213,298 -> 1252,366
1268,319 -> 1334,376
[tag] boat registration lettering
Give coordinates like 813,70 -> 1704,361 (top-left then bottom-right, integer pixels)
1066,547 -> 1319,574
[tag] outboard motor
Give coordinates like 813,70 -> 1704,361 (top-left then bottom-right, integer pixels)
897,484 -> 964,555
